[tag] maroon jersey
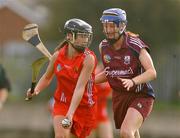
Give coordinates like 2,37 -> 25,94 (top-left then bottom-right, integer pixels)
100,32 -> 155,98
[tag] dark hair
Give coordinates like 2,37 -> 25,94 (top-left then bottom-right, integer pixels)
54,40 -> 69,52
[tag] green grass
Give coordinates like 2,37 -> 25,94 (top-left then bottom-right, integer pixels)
154,100 -> 180,111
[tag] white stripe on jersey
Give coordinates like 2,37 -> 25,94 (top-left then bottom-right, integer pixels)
135,67 -> 144,92
147,82 -> 153,89
139,67 -> 143,91
129,39 -> 143,48
129,37 -> 144,48
129,37 -> 142,44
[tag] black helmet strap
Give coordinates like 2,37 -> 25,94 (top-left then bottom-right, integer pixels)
66,32 -> 86,53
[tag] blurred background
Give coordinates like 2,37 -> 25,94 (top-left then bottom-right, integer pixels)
0,0 -> 179,138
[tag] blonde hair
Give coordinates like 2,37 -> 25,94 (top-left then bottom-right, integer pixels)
126,31 -> 139,37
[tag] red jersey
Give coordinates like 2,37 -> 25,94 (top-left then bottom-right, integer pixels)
54,45 -> 97,107
96,82 -> 111,122
96,82 -> 111,98
100,32 -> 155,98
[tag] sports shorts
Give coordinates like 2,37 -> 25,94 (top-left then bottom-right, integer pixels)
112,90 -> 154,129
96,98 -> 109,123
53,99 -> 97,138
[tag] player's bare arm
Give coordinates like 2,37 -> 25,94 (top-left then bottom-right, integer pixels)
120,49 -> 157,91
95,44 -> 108,84
0,88 -> 8,109
66,54 -> 95,120
26,52 -> 58,97
99,42 -> 103,54
132,48 -> 157,85
34,52 -> 58,94
95,71 -> 107,84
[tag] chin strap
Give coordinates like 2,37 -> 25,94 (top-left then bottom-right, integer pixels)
66,39 -> 85,53
107,32 -> 124,45
71,44 -> 86,52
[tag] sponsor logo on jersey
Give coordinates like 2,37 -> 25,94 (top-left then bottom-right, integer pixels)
57,64 -> 62,72
124,56 -> 131,65
104,66 -> 133,77
137,102 -> 143,109
103,54 -> 111,63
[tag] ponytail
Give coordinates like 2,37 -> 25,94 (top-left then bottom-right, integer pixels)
54,40 -> 69,52
126,31 -> 139,37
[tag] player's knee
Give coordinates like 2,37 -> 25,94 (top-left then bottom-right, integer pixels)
55,133 -> 67,138
120,128 -> 134,138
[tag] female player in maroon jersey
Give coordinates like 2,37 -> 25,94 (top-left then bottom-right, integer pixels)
27,19 -> 97,138
95,8 -> 157,138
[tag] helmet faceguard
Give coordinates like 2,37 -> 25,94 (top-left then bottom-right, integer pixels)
64,18 -> 93,52
100,8 -> 127,45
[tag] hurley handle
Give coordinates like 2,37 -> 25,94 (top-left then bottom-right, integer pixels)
25,82 -> 36,101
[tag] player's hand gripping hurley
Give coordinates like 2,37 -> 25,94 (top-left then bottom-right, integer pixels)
22,23 -> 52,100
25,57 -> 48,101
23,23 -> 72,128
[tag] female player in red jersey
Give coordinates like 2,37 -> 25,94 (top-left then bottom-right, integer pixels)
88,63 -> 113,138
27,18 -> 97,138
95,8 -> 157,138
